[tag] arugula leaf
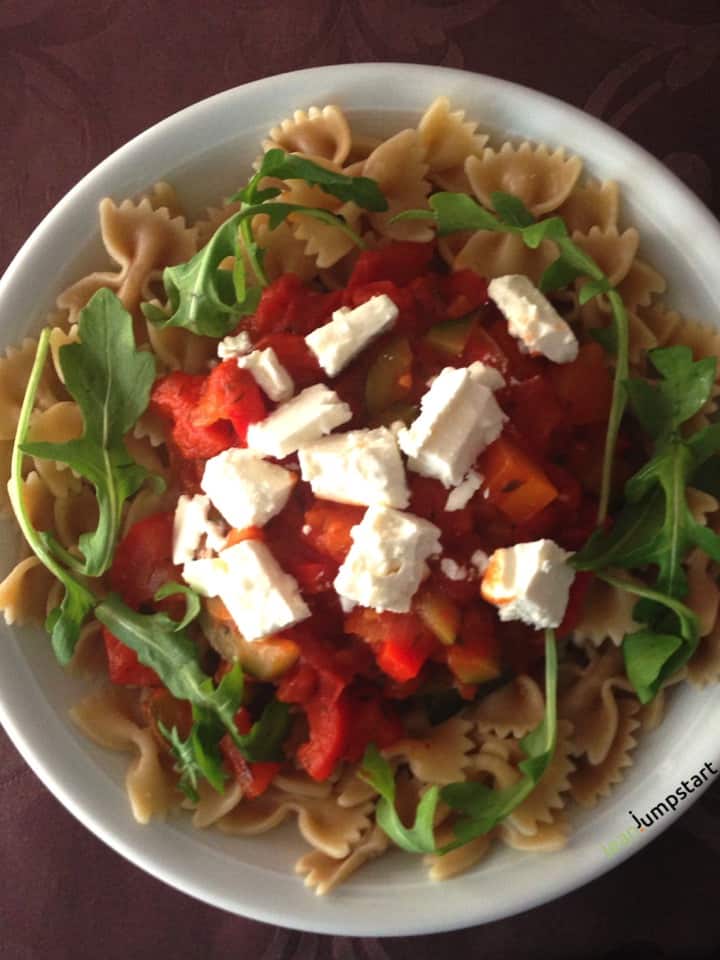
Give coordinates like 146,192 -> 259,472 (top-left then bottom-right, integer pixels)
233,148 -> 388,212
145,202 -> 366,333
490,190 -> 535,227
159,718 -> 227,803
598,572 -> 699,703
573,346 -> 720,600
21,290 -> 155,578
359,744 -> 440,854
8,328 -> 97,661
439,630 -> 557,848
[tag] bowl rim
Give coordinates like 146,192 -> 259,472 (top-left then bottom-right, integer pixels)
2,61 -> 720,936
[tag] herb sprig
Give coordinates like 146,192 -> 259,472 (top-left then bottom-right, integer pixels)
142,150 -> 388,338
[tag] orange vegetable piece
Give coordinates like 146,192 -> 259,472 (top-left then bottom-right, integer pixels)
480,436 -> 558,524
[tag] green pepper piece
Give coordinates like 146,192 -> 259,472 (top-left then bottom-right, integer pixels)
365,336 -> 413,416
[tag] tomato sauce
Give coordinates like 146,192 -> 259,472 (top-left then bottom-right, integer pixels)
125,241 -> 613,782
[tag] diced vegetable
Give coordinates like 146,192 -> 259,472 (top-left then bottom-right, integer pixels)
303,501 -> 365,564
480,436 -> 559,524
365,336 -> 413,416
446,606 -> 501,684
414,589 -> 460,645
424,314 -> 475,358
348,242 -> 434,287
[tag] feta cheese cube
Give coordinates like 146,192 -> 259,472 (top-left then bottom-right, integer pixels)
445,469 -> 483,512
334,505 -> 441,613
488,275 -> 578,364
305,294 -> 398,376
237,347 -> 294,402
440,557 -> 468,581
467,361 -> 505,391
218,331 -> 253,360
173,494 -> 213,565
201,448 -> 295,529
246,384 -> 352,458
470,549 -> 489,574
184,541 -> 310,641
481,538 -> 575,629
298,427 -> 409,509
398,365 -> 507,488
181,556 -> 226,596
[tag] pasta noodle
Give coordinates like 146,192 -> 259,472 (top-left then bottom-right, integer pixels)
4,95 -> 720,895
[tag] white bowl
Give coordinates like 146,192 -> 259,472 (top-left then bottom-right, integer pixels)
1,63 -> 720,936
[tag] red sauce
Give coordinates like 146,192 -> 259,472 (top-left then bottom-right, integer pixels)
134,241 -> 614,781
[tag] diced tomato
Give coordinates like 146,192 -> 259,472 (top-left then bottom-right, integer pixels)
342,690 -> 404,762
348,242 -> 435,287
346,607 -> 436,683
499,376 -> 565,457
245,274 -> 304,337
547,342 -> 613,426
277,661 -> 318,703
461,322 -> 509,375
254,333 -> 322,387
292,559 -> 338,595
303,502 -> 365,564
103,627 -> 162,686
298,689 -> 351,781
480,435 -> 559,524
193,360 -> 266,442
224,526 -> 265,548
109,512 -> 180,611
104,512 -> 184,687
151,372 -> 234,460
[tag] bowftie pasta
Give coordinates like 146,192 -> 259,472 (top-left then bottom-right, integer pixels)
2,97 -> 720,893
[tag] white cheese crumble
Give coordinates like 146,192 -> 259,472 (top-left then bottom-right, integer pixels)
470,549 -> 489,574
445,469 -> 483,511
305,294 -> 398,376
183,540 -> 310,641
201,448 -> 295,529
246,384 -> 352,458
334,505 -> 441,613
488,275 -> 578,364
217,331 -> 253,360
398,363 -> 507,488
481,538 -> 575,629
237,347 -> 294,402
298,427 -> 409,509
440,557 -> 468,581
173,494 -> 214,565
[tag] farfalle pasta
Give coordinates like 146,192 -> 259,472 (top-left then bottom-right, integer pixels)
1,96 -> 719,896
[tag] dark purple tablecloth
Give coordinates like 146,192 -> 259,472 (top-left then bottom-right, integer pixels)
3,1 -> 720,956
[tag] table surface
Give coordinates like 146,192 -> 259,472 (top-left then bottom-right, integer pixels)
3,1 -> 720,957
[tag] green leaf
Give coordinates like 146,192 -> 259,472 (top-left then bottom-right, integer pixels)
233,148 -> 388,211
153,582 -> 202,631
598,572 -> 699,703
143,213 -> 259,337
623,632 -> 682,703
589,325 -> 617,354
235,699 -> 291,762
490,190 -> 535,227
690,453 -> 720,498
440,630 -> 558,848
20,290 -> 155,578
359,743 -> 440,854
428,192 -> 502,235
8,329 -> 97,663
579,277 -> 612,304
94,593 -> 244,734
521,216 -> 568,249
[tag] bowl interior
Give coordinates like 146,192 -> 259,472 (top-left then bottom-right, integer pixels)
1,64 -> 720,935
